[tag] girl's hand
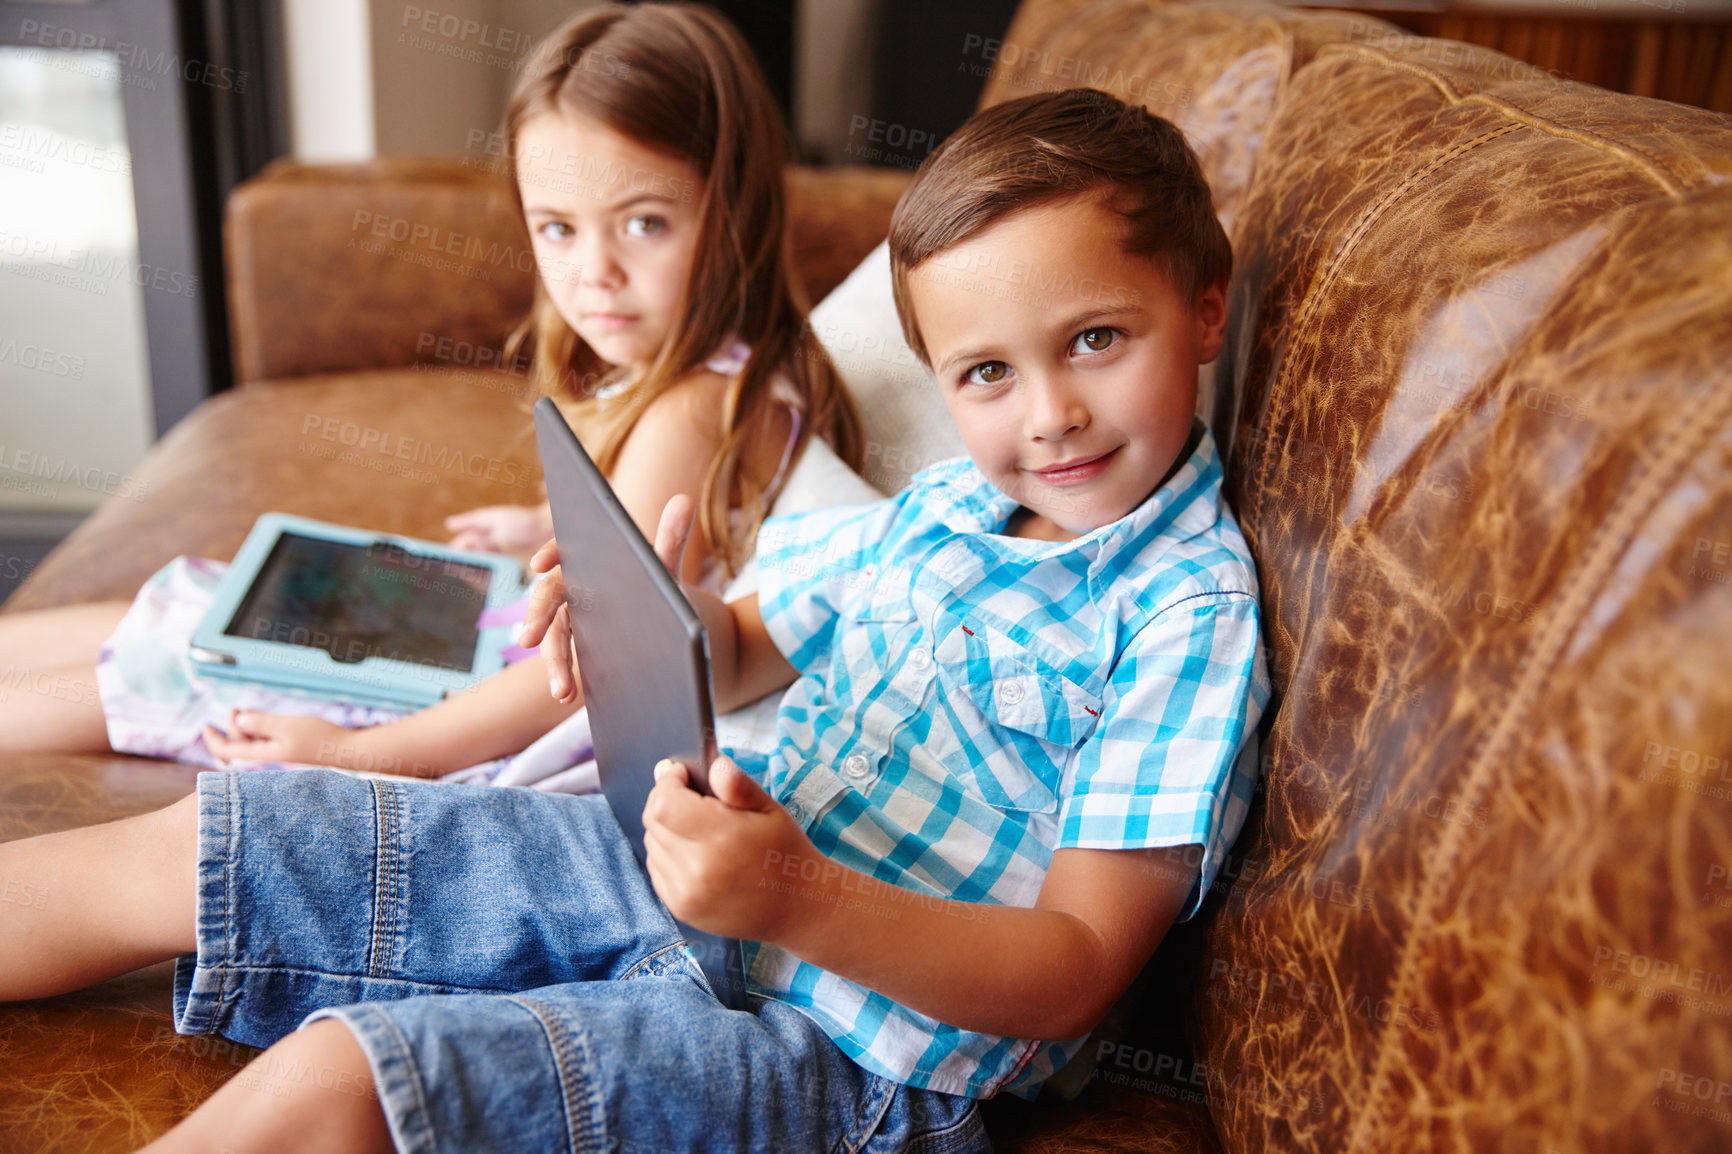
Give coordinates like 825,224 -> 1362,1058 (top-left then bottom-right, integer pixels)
203,711 -> 433,776
444,503 -> 553,553
201,710 -> 350,768
642,755 -> 813,941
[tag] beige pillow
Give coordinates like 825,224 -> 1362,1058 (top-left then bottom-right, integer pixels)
809,241 -> 966,497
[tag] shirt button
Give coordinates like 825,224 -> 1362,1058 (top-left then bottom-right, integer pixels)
842,753 -> 871,780
908,647 -> 929,669
999,680 -> 1025,704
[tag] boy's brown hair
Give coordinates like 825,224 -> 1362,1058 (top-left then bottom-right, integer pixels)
888,87 -> 1231,366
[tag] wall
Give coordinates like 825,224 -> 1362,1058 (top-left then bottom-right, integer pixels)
284,0 -> 375,160
369,0 -> 588,157
285,0 -> 591,161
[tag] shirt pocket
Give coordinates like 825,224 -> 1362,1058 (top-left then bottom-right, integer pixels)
930,621 -> 1103,813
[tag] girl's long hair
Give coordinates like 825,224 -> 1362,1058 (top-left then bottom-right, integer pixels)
504,2 -> 863,578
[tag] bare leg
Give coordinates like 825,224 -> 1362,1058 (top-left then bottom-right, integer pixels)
0,793 -> 196,1001
0,661 -> 111,754
0,600 -> 129,668
3,793 -> 393,1152
0,601 -> 126,754
139,1019 -> 395,1154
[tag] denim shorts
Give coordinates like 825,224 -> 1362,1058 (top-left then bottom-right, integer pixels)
172,768 -> 991,1154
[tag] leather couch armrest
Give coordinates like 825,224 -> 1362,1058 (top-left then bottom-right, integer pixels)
785,165 -> 912,305
224,157 -> 537,386
224,160 -> 910,387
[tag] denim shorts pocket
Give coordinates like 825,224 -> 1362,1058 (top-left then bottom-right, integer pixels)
858,1081 -> 990,1154
619,939 -> 708,984
903,1104 -> 989,1154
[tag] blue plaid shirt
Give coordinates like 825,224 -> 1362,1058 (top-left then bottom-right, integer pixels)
732,421 -> 1269,1099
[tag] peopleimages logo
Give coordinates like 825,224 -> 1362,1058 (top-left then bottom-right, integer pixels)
0,339 -> 84,379
16,20 -> 248,92
0,228 -> 200,300
0,444 -> 148,501
0,124 -> 131,175
399,6 -> 538,56
298,414 -> 533,489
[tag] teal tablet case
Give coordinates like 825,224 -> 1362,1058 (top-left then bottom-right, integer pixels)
187,513 -> 524,710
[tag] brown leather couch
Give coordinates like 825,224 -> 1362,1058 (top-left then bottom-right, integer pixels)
5,2 -> 1731,1150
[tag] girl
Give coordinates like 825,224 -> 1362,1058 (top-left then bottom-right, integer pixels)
0,1 -> 862,779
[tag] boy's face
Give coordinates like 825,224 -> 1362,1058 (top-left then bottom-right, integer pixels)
906,193 -> 1227,541
517,111 -> 703,369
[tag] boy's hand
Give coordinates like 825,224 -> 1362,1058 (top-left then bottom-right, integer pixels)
517,495 -> 698,705
643,755 -> 813,941
201,710 -> 348,768
518,537 -> 578,702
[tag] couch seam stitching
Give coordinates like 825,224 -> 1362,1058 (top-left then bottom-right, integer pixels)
1316,43 -> 1689,193
1344,364 -> 1732,1152
218,771 -> 236,1023
1457,92 -> 1685,195
1316,43 -> 1464,102
1252,122 -> 1519,500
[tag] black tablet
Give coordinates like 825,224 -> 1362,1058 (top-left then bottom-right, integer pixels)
533,397 -> 747,1010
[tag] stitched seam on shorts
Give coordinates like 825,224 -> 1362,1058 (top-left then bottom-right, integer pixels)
217,772 -> 237,1023
904,1104 -> 986,1154
368,780 -> 401,979
620,939 -> 697,982
840,1075 -> 898,1154
343,1004 -> 438,1154
212,963 -> 522,994
506,995 -> 605,1153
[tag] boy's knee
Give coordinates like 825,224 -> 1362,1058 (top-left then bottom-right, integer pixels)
158,791 -> 201,849
131,793 -> 201,920
294,1016 -> 370,1064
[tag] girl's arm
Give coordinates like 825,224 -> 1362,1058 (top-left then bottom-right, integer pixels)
603,370 -> 732,585
203,658 -> 581,777
205,371 -> 746,775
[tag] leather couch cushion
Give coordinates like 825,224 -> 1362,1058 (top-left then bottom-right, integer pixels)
5,369 -> 541,613
224,160 -> 911,386
0,758 -> 260,1152
1197,37 -> 1732,1154
986,1086 -> 1224,1153
225,158 -> 537,386
979,0 -> 1403,236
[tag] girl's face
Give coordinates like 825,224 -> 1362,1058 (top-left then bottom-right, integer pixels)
516,111 -> 705,370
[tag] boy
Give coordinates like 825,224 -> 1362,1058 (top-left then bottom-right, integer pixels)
0,88 -> 1267,1153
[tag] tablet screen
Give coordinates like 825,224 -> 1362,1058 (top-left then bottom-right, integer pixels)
223,532 -> 493,671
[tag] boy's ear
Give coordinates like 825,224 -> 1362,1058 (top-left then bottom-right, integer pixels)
1193,275 -> 1230,365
